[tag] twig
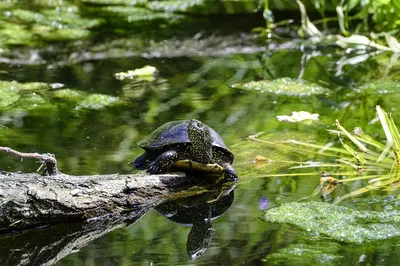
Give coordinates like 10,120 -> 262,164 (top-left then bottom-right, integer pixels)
0,147 -> 60,176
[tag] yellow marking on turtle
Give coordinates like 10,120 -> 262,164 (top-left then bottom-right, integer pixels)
172,160 -> 224,174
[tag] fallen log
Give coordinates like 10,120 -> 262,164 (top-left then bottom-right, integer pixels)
0,172 -> 203,233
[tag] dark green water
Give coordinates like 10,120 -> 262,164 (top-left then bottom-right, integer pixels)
1,2 -> 400,266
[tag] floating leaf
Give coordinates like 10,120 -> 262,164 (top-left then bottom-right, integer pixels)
232,78 -> 329,96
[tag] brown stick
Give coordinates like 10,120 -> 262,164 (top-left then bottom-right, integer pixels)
0,147 -> 60,175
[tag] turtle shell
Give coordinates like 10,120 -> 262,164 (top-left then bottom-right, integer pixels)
139,120 -> 226,149
138,120 -> 233,162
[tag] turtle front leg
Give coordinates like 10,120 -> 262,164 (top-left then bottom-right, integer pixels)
148,150 -> 181,174
221,163 -> 238,181
132,152 -> 152,170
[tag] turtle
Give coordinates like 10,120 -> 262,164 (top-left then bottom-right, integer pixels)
133,119 -> 238,181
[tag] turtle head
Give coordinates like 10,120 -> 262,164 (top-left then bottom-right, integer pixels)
188,119 -> 213,163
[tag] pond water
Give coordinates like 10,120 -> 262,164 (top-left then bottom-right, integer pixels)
2,2 -> 400,266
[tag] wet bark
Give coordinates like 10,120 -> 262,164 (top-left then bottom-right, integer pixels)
0,172 -> 193,234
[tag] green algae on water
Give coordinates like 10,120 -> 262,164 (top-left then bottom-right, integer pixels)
82,0 -> 148,5
232,77 -> 329,96
53,89 -> 124,110
91,6 -> 184,24
265,201 -> 400,243
0,81 -> 125,111
78,94 -> 123,110
147,0 -> 262,14
358,81 -> 400,94
265,242 -> 343,265
0,81 -> 49,109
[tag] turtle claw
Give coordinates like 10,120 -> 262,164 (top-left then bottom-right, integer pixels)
147,162 -> 163,174
147,160 -> 172,175
147,150 -> 179,175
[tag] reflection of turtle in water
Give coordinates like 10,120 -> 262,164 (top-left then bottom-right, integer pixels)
155,184 -> 235,260
133,119 -> 238,181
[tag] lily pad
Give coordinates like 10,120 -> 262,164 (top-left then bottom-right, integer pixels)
265,201 -> 400,243
232,78 -> 329,96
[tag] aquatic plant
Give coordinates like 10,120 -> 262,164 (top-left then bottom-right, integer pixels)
250,106 -> 400,202
262,0 -> 400,58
